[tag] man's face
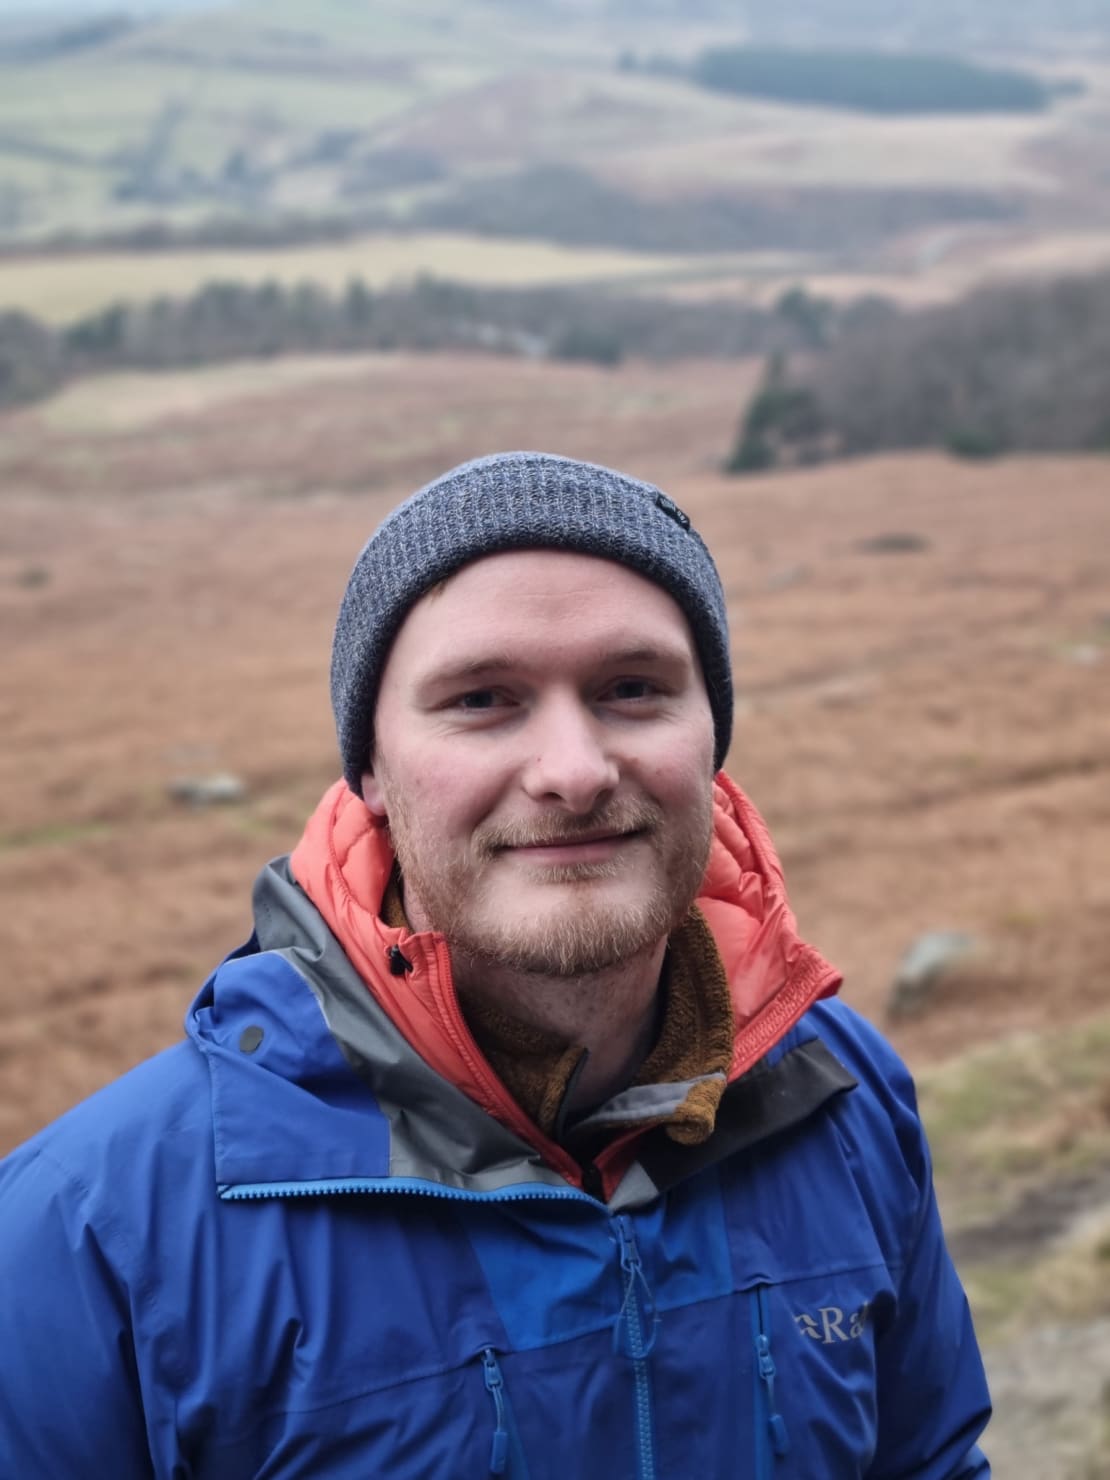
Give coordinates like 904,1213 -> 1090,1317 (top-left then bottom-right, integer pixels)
363,550 -> 717,977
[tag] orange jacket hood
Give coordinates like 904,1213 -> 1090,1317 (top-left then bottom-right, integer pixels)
290,773 -> 841,1179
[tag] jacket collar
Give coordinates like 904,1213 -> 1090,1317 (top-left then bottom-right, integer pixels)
286,773 -> 841,1187
187,868 -> 853,1211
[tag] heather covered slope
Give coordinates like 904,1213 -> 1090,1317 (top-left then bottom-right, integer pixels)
2,349 -> 1107,1135
2,349 -> 1109,1474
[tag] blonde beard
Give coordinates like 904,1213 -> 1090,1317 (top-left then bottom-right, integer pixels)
384,793 -> 713,978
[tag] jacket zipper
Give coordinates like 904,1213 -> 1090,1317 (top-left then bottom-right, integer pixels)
219,1177 -> 599,1204
614,1215 -> 658,1480
481,1348 -> 510,1476
223,1179 -> 671,1478
480,1348 -> 531,1479
750,1285 -> 790,1477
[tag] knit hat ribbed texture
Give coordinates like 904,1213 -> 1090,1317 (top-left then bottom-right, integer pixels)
332,451 -> 733,794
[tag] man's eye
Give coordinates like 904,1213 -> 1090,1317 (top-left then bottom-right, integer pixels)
457,690 -> 499,710
608,679 -> 655,701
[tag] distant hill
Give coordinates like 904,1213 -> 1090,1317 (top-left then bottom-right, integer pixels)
0,0 -> 1107,289
2,0 -> 1107,50
572,0 -> 1108,53
0,1 -> 217,14
7,0 -> 1103,56
409,166 -> 1019,254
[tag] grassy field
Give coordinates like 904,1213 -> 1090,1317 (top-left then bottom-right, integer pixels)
919,1012 -> 1110,1477
0,51 -> 424,164
31,354 -> 391,432
922,1013 -> 1110,1248
0,231 -> 754,321
7,221 -> 1110,324
653,227 -> 1110,304
600,99 -> 1059,192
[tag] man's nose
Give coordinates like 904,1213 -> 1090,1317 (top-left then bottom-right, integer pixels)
520,697 -> 619,813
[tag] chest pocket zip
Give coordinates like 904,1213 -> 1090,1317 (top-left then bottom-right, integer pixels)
481,1348 -> 531,1478
751,1285 -> 791,1475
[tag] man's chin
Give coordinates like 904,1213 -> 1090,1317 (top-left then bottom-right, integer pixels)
509,862 -> 625,887
461,938 -> 642,980
453,896 -> 675,979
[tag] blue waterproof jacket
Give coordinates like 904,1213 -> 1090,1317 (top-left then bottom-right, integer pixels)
0,809 -> 990,1477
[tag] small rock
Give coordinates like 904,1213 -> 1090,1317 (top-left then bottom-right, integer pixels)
888,930 -> 978,1020
168,773 -> 247,808
1063,643 -> 1102,667
816,673 -> 877,708
856,532 -> 932,555
765,564 -> 810,592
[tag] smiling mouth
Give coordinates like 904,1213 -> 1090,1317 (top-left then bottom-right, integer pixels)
503,830 -> 644,865
479,803 -> 661,859
515,828 -> 638,849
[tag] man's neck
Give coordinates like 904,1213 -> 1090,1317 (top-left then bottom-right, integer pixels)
452,942 -> 668,1117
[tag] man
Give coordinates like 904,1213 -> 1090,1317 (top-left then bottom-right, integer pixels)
0,451 -> 990,1476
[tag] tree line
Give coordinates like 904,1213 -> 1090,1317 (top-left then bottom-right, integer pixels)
624,45 -> 1062,114
727,270 -> 1110,470
0,274 -> 833,409
5,267 -> 1107,468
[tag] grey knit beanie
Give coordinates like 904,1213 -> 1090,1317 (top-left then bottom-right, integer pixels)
332,451 -> 733,794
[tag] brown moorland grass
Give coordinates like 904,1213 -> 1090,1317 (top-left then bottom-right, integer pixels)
1,350 -> 1108,1156
3,349 -> 1110,1478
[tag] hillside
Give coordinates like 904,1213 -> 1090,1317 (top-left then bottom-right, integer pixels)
1,0 -> 1109,305
3,0 -> 1108,52
2,3 -> 1109,1472
2,348 -> 1109,1472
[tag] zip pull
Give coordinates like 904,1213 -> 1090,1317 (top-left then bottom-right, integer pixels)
753,1290 -> 790,1458
387,945 -> 413,976
755,1332 -> 790,1455
481,1348 -> 509,1475
613,1215 -> 659,1358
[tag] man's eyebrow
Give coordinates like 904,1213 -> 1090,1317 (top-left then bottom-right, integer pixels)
603,644 -> 693,668
417,644 -> 692,692
415,654 -> 518,691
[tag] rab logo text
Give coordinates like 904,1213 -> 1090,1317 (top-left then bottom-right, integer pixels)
795,1305 -> 869,1344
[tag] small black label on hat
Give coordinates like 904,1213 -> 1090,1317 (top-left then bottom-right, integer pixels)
654,493 -> 691,531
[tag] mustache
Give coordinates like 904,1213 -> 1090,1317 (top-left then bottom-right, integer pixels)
475,799 -> 662,854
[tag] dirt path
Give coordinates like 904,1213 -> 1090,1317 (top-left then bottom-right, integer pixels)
950,1163 -> 1110,1267
967,1168 -> 1110,1475
985,1318 -> 1110,1478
